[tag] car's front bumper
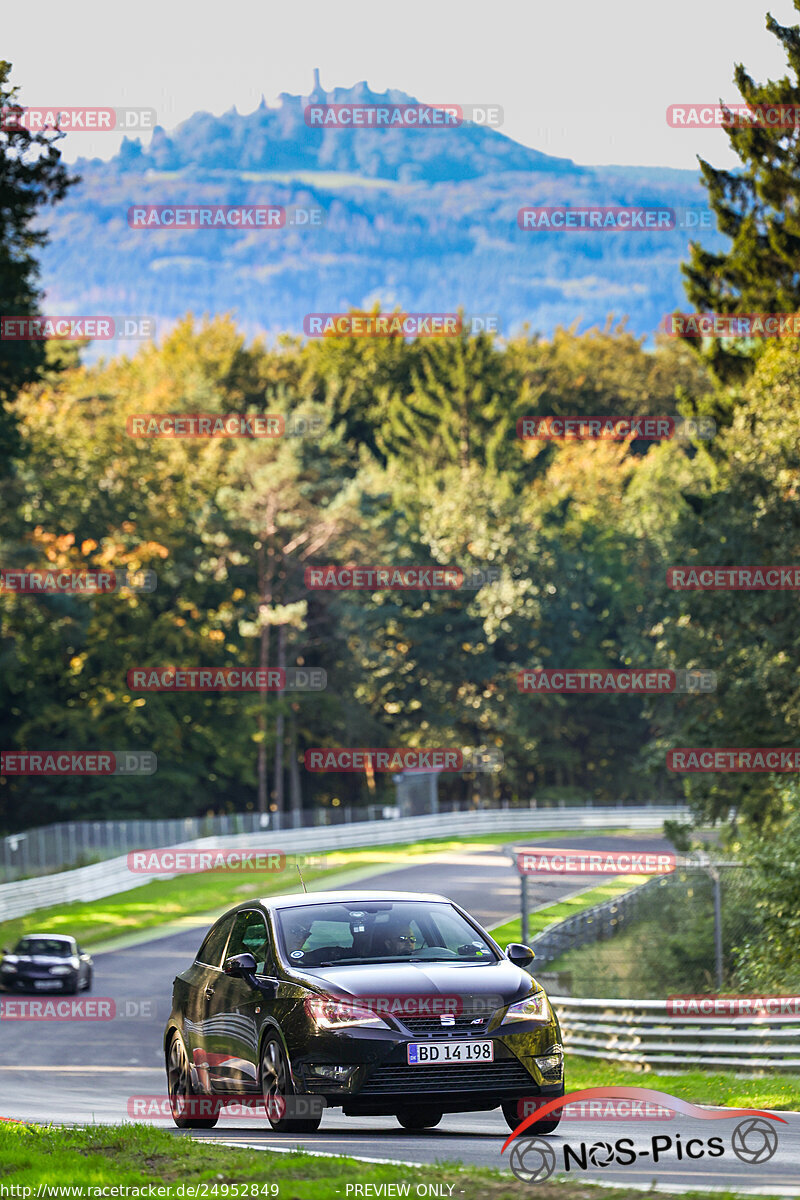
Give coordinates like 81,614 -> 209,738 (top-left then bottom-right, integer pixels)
1,971 -> 78,992
292,1020 -> 563,1115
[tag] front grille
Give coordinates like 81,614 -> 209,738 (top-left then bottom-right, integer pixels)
400,1016 -> 489,1037
360,1058 -> 533,1094
541,1064 -> 563,1083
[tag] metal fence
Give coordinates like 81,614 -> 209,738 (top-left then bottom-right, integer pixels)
0,806 -> 687,923
0,806 -> 401,882
551,995 -> 800,1072
0,797 -> 685,882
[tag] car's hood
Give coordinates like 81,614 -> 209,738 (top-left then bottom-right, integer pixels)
296,959 -> 534,1008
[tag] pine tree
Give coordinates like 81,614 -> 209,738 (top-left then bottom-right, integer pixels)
0,61 -> 77,472
681,3 -> 800,383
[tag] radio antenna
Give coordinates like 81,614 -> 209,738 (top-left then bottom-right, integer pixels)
296,863 -> 308,893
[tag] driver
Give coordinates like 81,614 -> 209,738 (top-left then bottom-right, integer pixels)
377,919 -> 417,958
284,920 -> 311,957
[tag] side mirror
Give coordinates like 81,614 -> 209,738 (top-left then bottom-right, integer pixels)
505,942 -> 535,968
223,953 -> 278,997
224,952 -> 258,977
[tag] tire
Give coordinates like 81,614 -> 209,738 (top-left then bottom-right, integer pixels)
260,1037 -> 322,1133
396,1109 -> 442,1130
166,1032 -> 219,1129
502,1097 -> 563,1136
63,975 -> 79,995
81,968 -> 93,992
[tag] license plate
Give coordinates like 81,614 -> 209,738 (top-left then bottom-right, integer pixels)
33,980 -> 61,990
407,1040 -> 494,1064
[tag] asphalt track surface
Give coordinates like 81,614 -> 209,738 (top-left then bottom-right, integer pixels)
1,834 -> 797,1194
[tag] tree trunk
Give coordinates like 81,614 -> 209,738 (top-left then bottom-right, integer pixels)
256,504 -> 277,814
273,623 -> 287,817
289,707 -> 303,824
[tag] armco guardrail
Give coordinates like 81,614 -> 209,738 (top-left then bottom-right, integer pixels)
0,806 -> 687,923
551,995 -> 800,1071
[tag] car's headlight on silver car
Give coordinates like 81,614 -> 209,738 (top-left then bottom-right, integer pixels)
1,962 -> 17,973
499,991 -> 553,1025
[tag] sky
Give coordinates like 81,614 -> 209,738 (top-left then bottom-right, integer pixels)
4,0 -> 798,169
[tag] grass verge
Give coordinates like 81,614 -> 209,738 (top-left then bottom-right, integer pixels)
566,1055 -> 800,1112
0,826 -> 645,951
0,1120 -> 779,1199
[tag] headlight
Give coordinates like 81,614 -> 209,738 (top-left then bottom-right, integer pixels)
1,963 -> 17,973
49,966 -> 73,976
305,997 -> 389,1030
499,992 -> 552,1025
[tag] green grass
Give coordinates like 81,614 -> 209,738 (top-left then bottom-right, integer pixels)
490,875 -> 647,946
0,826 -> 643,951
545,922 -> 663,997
567,1055 -> 800,1112
0,1121 -> 779,1199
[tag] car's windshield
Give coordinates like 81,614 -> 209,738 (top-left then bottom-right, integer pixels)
14,938 -> 74,957
276,901 -> 497,967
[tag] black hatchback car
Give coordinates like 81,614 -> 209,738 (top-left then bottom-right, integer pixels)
164,891 -> 564,1133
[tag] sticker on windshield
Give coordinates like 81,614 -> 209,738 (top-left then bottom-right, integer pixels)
290,950 -> 305,958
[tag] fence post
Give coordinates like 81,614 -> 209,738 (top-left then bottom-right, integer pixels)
711,866 -> 724,991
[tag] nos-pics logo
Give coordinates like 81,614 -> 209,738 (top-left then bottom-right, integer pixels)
503,1088 -> 782,1184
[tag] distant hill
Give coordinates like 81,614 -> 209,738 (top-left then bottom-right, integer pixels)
39,76 -> 724,350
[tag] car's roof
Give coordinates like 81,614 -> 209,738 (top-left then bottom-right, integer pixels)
261,890 -> 452,909
19,933 -> 75,942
